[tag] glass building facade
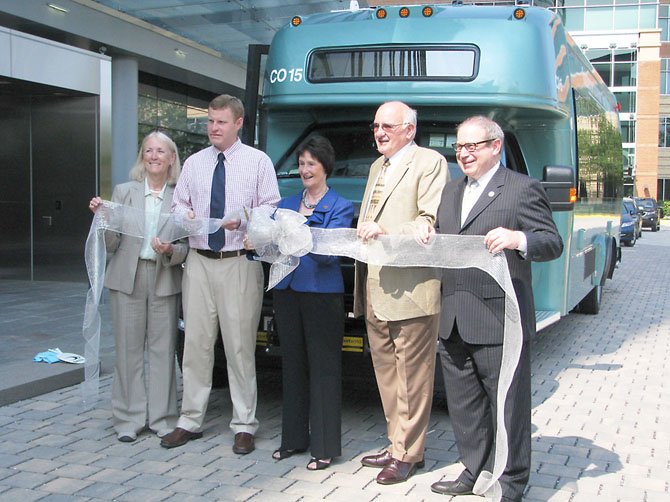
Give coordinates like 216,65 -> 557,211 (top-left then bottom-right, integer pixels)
549,0 -> 665,200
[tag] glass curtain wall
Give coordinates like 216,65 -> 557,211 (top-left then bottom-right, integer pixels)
550,0 -> 653,197
554,0 -> 657,31
138,78 -> 212,161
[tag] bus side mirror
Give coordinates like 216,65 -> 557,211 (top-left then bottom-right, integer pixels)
542,165 -> 575,212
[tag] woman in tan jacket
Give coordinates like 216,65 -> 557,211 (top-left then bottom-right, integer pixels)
89,131 -> 187,442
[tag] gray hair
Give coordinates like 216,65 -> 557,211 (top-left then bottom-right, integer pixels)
457,116 -> 504,144
129,131 -> 181,186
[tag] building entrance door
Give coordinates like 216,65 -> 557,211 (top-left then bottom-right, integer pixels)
0,86 -> 97,282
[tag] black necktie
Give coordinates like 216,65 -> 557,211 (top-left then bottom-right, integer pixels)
208,152 -> 226,251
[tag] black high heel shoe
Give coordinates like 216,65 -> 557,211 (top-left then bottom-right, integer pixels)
307,457 -> 332,470
272,448 -> 306,460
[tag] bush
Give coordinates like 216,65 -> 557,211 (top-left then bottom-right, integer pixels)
662,200 -> 669,219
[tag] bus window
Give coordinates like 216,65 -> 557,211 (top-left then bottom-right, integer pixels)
308,46 -> 480,82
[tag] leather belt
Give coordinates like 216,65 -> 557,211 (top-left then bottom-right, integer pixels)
196,248 -> 244,259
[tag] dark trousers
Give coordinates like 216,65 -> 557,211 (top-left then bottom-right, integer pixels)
273,289 -> 344,459
439,325 -> 531,502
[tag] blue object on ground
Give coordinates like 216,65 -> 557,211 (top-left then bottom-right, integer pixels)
33,351 -> 61,364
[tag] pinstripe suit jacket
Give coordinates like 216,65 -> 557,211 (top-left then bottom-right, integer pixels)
437,166 -> 563,344
104,181 -> 188,296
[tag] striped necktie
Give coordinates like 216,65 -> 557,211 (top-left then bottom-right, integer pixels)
208,152 -> 226,251
365,158 -> 390,222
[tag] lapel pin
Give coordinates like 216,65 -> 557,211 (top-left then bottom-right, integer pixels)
488,191 -> 495,197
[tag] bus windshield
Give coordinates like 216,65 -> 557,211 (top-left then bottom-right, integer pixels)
274,122 -> 469,182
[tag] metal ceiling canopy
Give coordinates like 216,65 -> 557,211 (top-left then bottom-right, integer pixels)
91,0 -> 370,65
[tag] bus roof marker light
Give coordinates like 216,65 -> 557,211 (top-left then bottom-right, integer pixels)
291,16 -> 302,27
376,8 -> 387,19
422,6 -> 434,17
399,7 -> 410,18
513,8 -> 526,20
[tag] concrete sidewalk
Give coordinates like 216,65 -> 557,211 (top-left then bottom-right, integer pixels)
0,280 -> 114,406
0,227 -> 669,500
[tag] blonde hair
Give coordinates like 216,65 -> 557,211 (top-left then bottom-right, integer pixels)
129,131 -> 181,185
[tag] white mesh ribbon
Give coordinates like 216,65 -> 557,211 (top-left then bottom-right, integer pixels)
249,208 -> 313,289
81,200 -> 230,407
248,208 -> 520,502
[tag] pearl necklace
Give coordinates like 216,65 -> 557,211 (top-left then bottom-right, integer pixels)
302,187 -> 329,209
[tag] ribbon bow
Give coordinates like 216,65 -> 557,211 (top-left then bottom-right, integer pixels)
247,208 -> 313,289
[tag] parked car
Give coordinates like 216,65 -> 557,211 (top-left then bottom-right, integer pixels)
620,199 -> 639,246
634,197 -> 661,232
622,197 -> 642,243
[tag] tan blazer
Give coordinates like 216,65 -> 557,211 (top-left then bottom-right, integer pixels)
104,181 -> 187,296
354,144 -> 449,321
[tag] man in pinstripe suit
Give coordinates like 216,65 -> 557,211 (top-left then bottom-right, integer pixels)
419,116 -> 563,500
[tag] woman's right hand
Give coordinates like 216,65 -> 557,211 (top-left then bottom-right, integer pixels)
89,196 -> 103,214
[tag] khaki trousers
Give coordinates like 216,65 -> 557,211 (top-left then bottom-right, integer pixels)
365,285 -> 438,463
177,250 -> 263,434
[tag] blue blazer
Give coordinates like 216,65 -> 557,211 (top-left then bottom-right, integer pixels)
274,187 -> 354,293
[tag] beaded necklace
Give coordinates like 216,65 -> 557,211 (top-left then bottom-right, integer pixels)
301,187 -> 329,209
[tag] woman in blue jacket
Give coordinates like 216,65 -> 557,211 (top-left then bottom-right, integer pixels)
271,135 -> 354,470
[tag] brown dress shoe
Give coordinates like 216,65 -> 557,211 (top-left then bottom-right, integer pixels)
159,427 -> 203,448
361,450 -> 393,467
233,432 -> 255,454
430,479 -> 474,495
376,458 -> 419,485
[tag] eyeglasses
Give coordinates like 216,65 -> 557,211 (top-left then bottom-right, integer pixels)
369,122 -> 409,133
451,139 -> 495,153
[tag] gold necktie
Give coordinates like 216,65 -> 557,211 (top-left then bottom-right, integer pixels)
365,159 -> 390,222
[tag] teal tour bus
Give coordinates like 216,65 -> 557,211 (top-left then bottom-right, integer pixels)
242,2 -> 624,357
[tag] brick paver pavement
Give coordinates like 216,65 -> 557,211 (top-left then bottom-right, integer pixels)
0,228 -> 668,501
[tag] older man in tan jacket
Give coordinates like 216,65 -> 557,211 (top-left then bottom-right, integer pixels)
355,101 -> 449,485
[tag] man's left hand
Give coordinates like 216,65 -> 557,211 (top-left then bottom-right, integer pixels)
484,227 -> 523,254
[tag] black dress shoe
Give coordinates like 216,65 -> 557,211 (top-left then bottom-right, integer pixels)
233,432 -> 255,454
430,479 -> 474,495
160,427 -> 203,448
375,458 -> 419,485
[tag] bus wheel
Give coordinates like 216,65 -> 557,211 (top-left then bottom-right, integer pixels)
578,284 -> 602,315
